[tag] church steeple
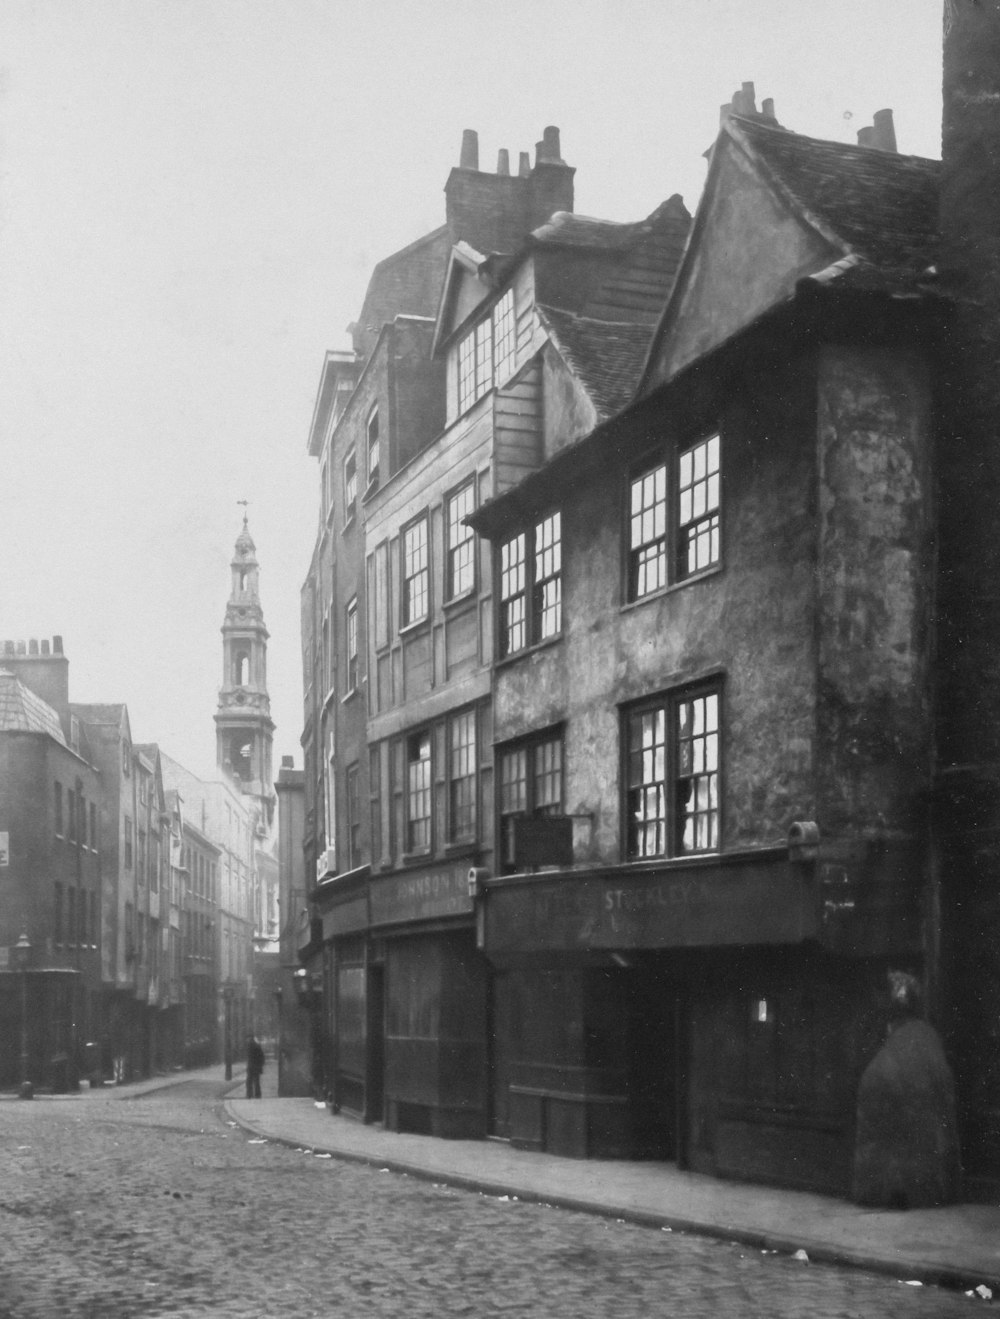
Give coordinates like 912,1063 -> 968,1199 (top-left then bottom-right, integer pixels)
214,513 -> 275,825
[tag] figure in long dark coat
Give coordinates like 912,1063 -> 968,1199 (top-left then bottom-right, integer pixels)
245,1035 -> 265,1100
852,971 -> 961,1208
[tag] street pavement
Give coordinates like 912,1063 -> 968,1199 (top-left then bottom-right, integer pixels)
0,1064 -> 994,1317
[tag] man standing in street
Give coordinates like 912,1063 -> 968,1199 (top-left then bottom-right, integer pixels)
245,1034 -> 265,1099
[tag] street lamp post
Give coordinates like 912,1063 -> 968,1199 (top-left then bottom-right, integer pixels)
13,932 -> 33,1100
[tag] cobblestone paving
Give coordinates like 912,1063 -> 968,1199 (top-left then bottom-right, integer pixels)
0,1079 -> 982,1318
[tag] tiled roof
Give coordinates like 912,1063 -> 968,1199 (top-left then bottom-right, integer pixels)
532,210 -> 666,250
72,702 -> 126,725
0,670 -> 65,743
539,306 -> 657,420
733,116 -> 940,287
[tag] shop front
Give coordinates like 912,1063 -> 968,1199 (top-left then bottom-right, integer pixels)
322,860 -> 489,1139
480,846 -> 919,1193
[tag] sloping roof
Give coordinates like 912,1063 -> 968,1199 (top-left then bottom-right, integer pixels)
532,210 -> 666,251
72,702 -> 127,726
0,670 -> 66,743
539,306 -> 657,420
353,225 -> 452,360
729,115 -> 939,288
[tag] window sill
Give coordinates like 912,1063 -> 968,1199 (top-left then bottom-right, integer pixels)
401,849 -> 433,866
495,632 -> 563,670
620,562 -> 723,613
342,512 -> 357,536
443,589 -> 477,613
399,617 -> 430,639
340,688 -> 358,705
443,840 -> 478,858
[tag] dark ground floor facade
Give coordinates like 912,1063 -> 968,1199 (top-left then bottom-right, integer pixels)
307,842 -> 997,1198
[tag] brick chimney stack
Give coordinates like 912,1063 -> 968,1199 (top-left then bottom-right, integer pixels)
0,636 -> 71,735
445,126 -> 575,255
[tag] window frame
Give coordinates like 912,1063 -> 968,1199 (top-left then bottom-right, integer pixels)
405,730 -> 433,855
445,480 -> 477,602
498,510 -> 562,658
447,707 -> 477,844
366,406 -> 380,488
344,448 -> 358,525
623,683 -> 722,862
345,597 -> 358,694
456,288 -> 517,416
345,762 -> 361,871
497,727 -> 564,872
626,433 -> 722,604
401,513 -> 430,628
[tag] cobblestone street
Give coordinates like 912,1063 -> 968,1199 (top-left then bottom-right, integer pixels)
0,1078 -> 982,1318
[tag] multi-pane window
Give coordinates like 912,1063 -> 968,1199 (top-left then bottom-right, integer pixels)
344,449 -> 358,522
137,830 -> 146,884
402,517 -> 429,625
89,802 -> 98,852
626,688 -> 720,860
367,407 -> 380,486
54,882 -> 63,944
628,435 -> 721,600
124,816 -> 133,869
498,733 -> 563,869
346,764 -> 361,870
406,732 -> 432,853
499,512 -> 562,656
54,781 -> 63,836
629,463 -> 668,598
447,483 -> 476,599
68,888 -> 76,945
346,598 -> 358,692
678,435 -> 720,578
493,289 -> 516,383
457,289 -> 517,413
449,709 -> 477,841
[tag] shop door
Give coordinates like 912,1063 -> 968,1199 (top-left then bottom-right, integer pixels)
488,970 -> 516,1139
627,971 -> 678,1160
366,965 -> 385,1125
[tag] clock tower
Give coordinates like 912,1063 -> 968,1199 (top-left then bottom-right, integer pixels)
215,515 -> 275,826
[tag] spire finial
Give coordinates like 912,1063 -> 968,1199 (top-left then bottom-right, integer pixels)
237,498 -> 249,529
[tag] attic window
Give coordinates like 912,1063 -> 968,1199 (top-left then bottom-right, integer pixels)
456,289 -> 517,415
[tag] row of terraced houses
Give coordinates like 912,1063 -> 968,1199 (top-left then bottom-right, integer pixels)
0,522 -> 279,1091
290,9 -> 1000,1199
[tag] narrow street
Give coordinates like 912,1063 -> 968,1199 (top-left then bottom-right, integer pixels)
0,1077 -> 979,1318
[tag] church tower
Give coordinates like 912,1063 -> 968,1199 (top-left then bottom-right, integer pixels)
215,515 -> 275,826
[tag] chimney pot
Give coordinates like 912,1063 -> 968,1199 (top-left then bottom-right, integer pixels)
539,125 -> 562,163
29,639 -> 38,655
41,640 -> 50,656
719,102 -> 733,126
53,636 -> 63,655
518,151 -> 531,177
872,108 -> 897,152
281,755 -> 294,769
732,83 -> 757,116
497,148 -> 510,176
459,129 -> 479,170
16,641 -> 26,656
762,97 -> 775,119
857,125 -> 875,147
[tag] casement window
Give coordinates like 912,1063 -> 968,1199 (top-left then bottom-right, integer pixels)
448,709 -> 477,842
499,512 -> 562,657
402,516 -> 429,625
625,686 -> 720,860
344,449 -> 358,522
628,434 -> 720,601
457,288 -> 517,414
67,790 -> 76,843
346,763 -> 361,870
446,482 -> 476,599
367,407 -> 380,486
498,732 -> 563,869
345,597 -> 358,692
406,731 -> 432,853
54,781 -> 63,836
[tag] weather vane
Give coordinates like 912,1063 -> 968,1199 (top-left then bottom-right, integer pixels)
237,498 -> 250,527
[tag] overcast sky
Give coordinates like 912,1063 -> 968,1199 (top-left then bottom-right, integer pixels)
0,1 -> 943,781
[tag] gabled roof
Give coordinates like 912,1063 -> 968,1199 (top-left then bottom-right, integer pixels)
539,307 -> 656,420
353,224 -> 452,361
640,116 -> 940,394
71,702 -> 128,726
0,670 -> 66,743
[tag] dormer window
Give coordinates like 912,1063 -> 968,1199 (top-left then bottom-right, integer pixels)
457,289 -> 516,415
366,407 -> 380,487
